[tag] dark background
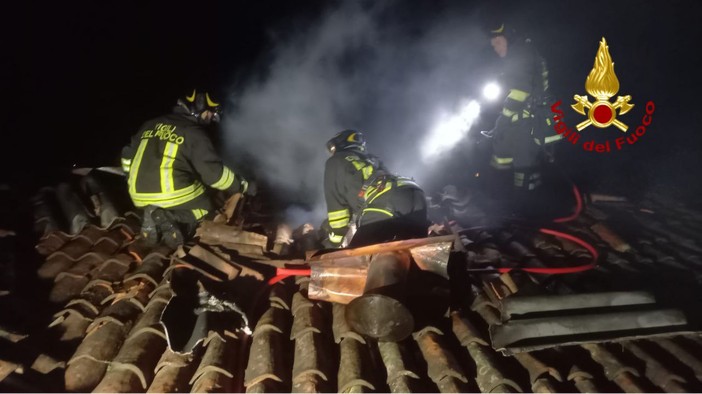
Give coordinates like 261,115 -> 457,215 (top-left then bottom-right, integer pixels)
3,0 -> 701,205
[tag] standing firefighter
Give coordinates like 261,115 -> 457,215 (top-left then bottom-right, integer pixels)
485,23 -> 562,215
323,129 -> 428,248
121,89 -> 251,248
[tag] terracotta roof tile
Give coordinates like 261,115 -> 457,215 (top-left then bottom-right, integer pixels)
7,177 -> 702,393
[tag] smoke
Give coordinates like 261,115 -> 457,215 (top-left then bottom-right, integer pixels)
221,1 -> 490,227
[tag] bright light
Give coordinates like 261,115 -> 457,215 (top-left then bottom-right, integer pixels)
422,99 -> 481,161
482,82 -> 501,101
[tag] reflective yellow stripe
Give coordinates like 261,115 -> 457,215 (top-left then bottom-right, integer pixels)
328,209 -> 349,220
327,209 -> 349,220
130,182 -> 206,208
502,108 -> 516,117
159,142 -> 179,193
121,158 -> 132,172
362,166 -> 373,180
491,156 -> 513,165
367,182 -> 393,204
128,139 -> 149,194
211,166 -> 235,190
328,209 -> 350,229
363,208 -> 394,217
508,89 -> 530,102
350,160 -> 374,180
329,218 -> 349,229
192,209 -> 208,220
329,233 -> 344,243
544,134 -> 564,144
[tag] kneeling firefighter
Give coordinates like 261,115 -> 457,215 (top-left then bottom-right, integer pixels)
323,129 -> 428,248
121,89 -> 253,249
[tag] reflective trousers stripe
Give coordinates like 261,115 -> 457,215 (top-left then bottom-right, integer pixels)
328,208 -> 350,229
362,208 -> 394,217
192,209 -> 208,220
329,233 -> 344,244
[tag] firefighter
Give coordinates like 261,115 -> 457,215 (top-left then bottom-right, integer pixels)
484,22 -> 563,216
323,129 -> 428,248
121,89 -> 252,248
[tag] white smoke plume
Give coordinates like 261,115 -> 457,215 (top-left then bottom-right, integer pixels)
221,1 -> 489,227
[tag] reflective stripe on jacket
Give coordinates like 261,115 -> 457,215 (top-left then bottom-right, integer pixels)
121,111 -> 243,210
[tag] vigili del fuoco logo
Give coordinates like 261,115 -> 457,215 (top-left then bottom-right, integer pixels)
550,38 -> 655,153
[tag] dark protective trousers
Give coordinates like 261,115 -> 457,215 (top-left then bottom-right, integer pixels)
350,186 -> 428,247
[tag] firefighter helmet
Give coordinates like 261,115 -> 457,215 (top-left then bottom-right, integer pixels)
177,89 -> 223,122
484,21 -> 517,40
326,129 -> 366,153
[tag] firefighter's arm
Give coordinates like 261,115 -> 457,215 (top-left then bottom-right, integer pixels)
120,133 -> 140,174
188,129 -> 248,194
499,51 -> 534,124
324,158 -> 351,247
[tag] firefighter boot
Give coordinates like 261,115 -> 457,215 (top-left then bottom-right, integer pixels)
151,207 -> 184,249
140,205 -> 160,246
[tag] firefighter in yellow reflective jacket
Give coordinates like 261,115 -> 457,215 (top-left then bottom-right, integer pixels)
121,89 -> 251,248
323,129 -> 428,248
485,23 -> 562,212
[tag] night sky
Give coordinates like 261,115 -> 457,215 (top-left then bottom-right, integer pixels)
4,0 -> 702,209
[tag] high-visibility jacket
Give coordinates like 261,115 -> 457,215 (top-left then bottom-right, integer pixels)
323,148 -> 422,246
121,110 -> 244,216
491,38 -> 563,170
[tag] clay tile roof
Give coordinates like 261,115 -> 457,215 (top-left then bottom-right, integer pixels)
2,176 -> 702,393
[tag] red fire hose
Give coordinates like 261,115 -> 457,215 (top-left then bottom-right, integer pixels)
268,268 -> 311,285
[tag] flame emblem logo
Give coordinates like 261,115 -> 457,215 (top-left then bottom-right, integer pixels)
572,38 -> 634,132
